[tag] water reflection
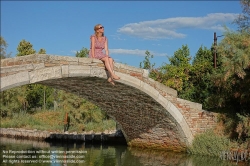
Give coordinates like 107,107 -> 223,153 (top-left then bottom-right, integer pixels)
0,137 -> 236,166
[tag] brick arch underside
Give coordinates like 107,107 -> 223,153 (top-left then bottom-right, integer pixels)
36,76 -> 189,151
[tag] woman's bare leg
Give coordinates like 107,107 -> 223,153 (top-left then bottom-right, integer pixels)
101,57 -> 120,80
107,58 -> 116,85
104,57 -> 114,72
108,57 -> 114,72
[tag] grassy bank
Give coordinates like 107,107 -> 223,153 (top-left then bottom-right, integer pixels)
187,113 -> 250,158
187,130 -> 238,156
187,129 -> 250,165
0,110 -> 116,133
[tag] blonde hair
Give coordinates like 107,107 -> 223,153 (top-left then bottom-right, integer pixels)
94,24 -> 104,37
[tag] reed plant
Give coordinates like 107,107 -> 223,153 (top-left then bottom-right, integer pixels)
187,130 -> 237,157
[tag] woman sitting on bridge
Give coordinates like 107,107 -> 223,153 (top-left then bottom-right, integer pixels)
89,24 -> 120,85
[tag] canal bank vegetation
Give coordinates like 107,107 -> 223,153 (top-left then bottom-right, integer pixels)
139,0 -> 250,158
0,108 -> 116,133
187,130 -> 236,157
0,83 -> 116,133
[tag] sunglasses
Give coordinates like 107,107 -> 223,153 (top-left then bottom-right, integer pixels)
98,26 -> 104,29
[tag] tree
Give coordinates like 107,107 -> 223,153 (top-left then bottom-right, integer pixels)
16,39 -> 36,56
234,0 -> 250,33
1,88 -> 22,117
158,45 -> 193,97
15,40 -> 53,111
57,90 -> 104,128
190,46 -> 215,108
38,48 -> 46,54
218,30 -> 250,80
168,45 -> 191,68
75,47 -> 89,57
140,50 -> 155,70
0,36 -> 11,59
209,29 -> 250,113
25,84 -> 54,111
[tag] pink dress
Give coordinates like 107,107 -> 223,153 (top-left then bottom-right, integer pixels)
89,35 -> 109,59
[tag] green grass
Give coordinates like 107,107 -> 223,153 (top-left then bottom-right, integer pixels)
84,120 -> 116,132
0,110 -> 116,133
187,130 -> 238,157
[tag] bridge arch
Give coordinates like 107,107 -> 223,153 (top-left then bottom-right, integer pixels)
1,54 -> 216,151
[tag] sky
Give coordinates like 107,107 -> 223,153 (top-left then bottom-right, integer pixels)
1,1 -> 242,68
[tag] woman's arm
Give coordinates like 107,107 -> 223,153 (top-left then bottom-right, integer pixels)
104,38 -> 109,56
91,36 -> 95,58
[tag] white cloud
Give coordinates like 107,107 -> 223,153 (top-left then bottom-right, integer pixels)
110,34 -> 126,40
109,48 -> 166,57
118,13 -> 239,39
110,49 -> 145,56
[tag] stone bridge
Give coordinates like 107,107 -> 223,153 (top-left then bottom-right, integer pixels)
0,54 -> 217,152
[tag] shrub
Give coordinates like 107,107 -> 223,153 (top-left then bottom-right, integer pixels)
188,130 -> 235,157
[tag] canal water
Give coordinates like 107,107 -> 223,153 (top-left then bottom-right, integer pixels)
0,137 -> 237,166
